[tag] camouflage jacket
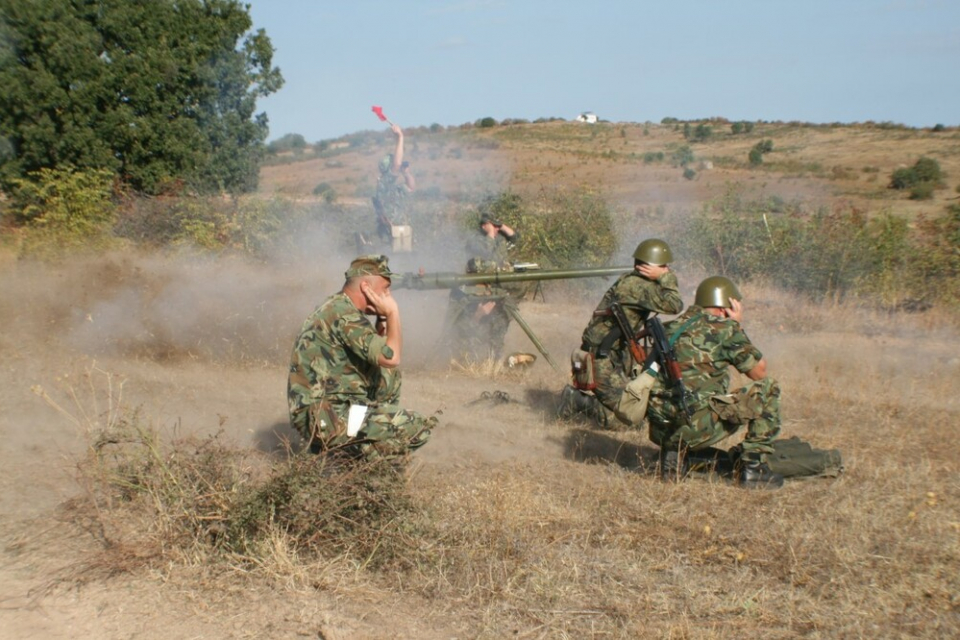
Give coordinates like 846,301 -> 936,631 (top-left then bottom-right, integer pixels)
288,292 -> 394,422
650,305 -> 763,408
465,230 -> 519,271
374,170 -> 407,224
581,270 -> 683,352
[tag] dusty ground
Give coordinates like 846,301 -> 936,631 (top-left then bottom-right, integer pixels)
0,249 -> 591,639
2,248 -> 958,639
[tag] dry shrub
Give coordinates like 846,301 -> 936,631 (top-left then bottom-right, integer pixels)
224,455 -> 419,571
34,366 -> 425,583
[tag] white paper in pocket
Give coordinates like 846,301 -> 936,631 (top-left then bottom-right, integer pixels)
347,404 -> 369,437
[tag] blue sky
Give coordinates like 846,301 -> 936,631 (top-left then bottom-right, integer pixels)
247,1 -> 960,143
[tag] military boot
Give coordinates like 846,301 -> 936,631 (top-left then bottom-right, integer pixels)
658,448 -> 690,482
736,459 -> 784,490
557,385 -> 601,421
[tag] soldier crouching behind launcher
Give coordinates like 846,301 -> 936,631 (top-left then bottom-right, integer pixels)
443,212 -> 525,361
558,239 -> 683,428
647,276 -> 784,489
287,255 -> 436,461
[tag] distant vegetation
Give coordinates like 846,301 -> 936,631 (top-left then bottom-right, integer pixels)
889,157 -> 946,201
2,116 -> 958,310
672,187 -> 959,308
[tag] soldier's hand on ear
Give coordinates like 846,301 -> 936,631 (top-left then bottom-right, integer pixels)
638,263 -> 669,281
726,298 -> 744,324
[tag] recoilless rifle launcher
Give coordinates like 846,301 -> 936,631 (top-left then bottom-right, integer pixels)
394,264 -> 632,371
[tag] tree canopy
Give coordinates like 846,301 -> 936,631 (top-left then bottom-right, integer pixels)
0,0 -> 283,195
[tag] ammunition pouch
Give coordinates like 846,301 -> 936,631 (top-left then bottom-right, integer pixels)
617,369 -> 657,426
570,349 -> 597,391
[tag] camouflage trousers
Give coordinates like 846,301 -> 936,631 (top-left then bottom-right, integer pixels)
296,369 -> 435,461
443,289 -> 517,361
647,377 -> 781,461
591,349 -> 634,428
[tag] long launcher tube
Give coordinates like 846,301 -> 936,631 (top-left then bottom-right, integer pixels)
394,266 -> 632,290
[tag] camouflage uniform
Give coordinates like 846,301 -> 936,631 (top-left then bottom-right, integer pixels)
445,227 -> 523,360
373,157 -> 409,244
288,292 -> 434,460
646,306 -> 781,460
580,270 -> 683,425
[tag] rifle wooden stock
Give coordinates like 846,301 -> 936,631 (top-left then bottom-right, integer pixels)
608,301 -> 648,366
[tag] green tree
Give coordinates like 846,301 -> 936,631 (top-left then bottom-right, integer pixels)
0,0 -> 283,195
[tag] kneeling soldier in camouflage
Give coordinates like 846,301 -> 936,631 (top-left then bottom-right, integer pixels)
288,255 -> 436,461
647,276 -> 784,489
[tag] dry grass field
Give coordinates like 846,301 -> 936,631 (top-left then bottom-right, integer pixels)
1,120 -> 959,639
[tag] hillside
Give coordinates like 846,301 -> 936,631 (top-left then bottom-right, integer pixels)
260,120 -> 960,220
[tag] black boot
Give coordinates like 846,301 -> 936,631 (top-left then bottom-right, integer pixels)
557,385 -> 598,419
658,448 -> 689,482
737,459 -> 784,490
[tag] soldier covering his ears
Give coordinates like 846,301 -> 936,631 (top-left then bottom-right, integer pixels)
287,254 -> 436,461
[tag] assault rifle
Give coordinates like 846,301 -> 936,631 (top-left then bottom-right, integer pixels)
394,265 -> 632,371
644,316 -> 694,424
607,301 -> 649,368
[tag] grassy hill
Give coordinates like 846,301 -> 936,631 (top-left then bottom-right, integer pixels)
260,119 -> 960,221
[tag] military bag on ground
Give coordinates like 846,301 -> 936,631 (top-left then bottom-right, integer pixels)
764,436 -> 843,478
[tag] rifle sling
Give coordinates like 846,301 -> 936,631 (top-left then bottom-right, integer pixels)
667,312 -> 702,347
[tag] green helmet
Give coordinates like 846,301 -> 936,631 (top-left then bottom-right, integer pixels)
695,276 -> 742,308
633,238 -> 673,265
378,154 -> 393,174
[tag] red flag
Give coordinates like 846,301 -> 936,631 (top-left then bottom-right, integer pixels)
371,105 -> 387,121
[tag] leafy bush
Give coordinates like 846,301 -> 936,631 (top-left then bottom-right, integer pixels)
8,167 -> 119,256
748,140 -> 773,166
671,145 -> 694,167
909,183 -> 935,200
468,188 -> 617,270
691,124 -> 713,142
478,117 -> 498,128
312,182 -> 337,203
890,157 -> 944,190
642,151 -> 665,164
672,188 -> 953,306
267,134 -> 307,155
683,168 -> 697,180
914,204 -> 960,304
114,194 -> 296,255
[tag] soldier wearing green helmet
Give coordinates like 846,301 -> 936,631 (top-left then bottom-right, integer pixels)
646,275 -> 785,489
558,238 -> 683,428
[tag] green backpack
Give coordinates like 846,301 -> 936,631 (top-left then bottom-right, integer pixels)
765,436 -> 843,479
686,437 -> 843,480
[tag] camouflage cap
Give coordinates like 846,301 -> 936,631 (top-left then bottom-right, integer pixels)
344,254 -> 394,282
